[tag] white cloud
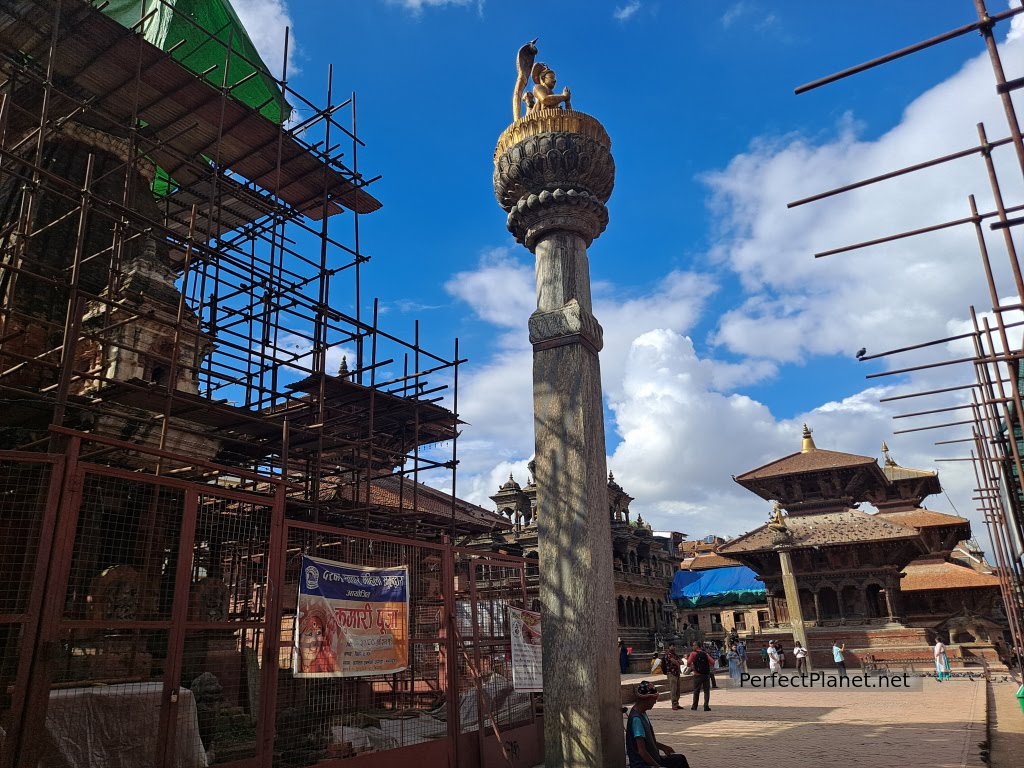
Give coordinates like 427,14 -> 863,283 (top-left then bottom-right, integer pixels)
444,248 -> 535,332
386,0 -> 483,14
232,0 -> 297,77
704,46 -> 1024,365
613,1 -> 642,22
436,22 -> 1023,553
1009,1 -> 1024,42
721,2 -> 751,29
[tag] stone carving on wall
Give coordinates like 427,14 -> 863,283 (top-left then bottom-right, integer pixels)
190,577 -> 230,622
88,565 -> 146,621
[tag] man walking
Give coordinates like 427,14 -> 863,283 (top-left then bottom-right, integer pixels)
663,643 -> 682,710
687,641 -> 714,711
626,681 -> 690,767
832,640 -> 848,678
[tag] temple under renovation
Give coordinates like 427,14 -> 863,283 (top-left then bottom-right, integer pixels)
0,2 -> 539,767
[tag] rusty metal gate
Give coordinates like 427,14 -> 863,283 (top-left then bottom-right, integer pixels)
0,444 -> 541,768
0,444 -> 280,768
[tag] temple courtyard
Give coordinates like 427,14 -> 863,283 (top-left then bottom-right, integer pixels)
624,673 -> 1024,768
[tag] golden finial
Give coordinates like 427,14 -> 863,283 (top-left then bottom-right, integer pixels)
881,441 -> 896,467
800,423 -> 817,453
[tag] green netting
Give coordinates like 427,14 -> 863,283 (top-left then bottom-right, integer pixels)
103,0 -> 290,124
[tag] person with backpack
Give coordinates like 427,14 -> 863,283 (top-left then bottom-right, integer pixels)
687,641 -> 715,711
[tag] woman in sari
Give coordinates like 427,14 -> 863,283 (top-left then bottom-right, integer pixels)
934,636 -> 951,682
726,644 -> 742,681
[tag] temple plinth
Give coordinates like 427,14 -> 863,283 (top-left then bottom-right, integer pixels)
493,50 -> 622,768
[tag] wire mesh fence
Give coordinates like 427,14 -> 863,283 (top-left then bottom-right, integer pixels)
0,454 -> 537,768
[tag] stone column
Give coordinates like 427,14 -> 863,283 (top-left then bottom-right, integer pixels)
776,546 -> 811,671
883,587 -> 898,622
495,109 -> 622,768
493,103 -> 614,768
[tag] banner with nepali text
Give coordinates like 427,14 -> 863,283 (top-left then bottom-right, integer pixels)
294,554 -> 409,678
508,607 -> 543,692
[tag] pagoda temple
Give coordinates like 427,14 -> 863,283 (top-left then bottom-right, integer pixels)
719,425 -> 1008,669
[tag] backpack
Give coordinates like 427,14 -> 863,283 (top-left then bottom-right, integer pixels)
692,651 -> 710,676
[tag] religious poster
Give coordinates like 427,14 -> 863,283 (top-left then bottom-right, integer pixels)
508,606 -> 543,692
294,554 -> 409,678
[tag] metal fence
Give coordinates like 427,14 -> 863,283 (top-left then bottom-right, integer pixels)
0,445 -> 541,768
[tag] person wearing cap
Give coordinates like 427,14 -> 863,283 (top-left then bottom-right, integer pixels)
626,681 -> 690,768
767,639 -> 781,674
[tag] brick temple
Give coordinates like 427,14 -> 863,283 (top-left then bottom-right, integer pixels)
718,425 -> 1008,669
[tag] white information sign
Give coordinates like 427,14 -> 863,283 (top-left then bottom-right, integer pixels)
508,606 -> 543,692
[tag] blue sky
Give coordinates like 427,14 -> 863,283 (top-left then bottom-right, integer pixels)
233,1 -> 1024,544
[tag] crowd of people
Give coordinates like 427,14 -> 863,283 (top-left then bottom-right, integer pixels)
626,635 -> 847,766
626,633 -> 1023,766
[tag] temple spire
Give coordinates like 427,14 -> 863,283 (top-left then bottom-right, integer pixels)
881,441 -> 896,467
800,423 -> 816,453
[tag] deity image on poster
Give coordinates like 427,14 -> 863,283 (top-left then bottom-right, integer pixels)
295,595 -> 343,675
293,554 -> 409,678
520,609 -> 542,646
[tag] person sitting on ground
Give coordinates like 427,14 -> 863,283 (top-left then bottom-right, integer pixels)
626,681 -> 690,768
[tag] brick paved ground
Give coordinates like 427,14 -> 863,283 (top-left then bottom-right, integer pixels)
989,679 -> 1024,768
635,672 -> 987,768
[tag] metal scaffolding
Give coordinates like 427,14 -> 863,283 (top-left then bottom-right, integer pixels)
0,2 -> 537,767
0,0 -> 475,535
790,0 -> 1024,656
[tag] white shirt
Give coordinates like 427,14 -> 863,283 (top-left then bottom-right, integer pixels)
934,642 -> 946,657
794,646 -> 808,659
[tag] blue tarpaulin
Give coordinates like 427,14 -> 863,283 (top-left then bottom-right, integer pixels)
671,566 -> 766,608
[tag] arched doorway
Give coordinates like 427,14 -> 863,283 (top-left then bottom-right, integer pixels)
841,585 -> 862,617
865,584 -> 884,618
818,587 -> 840,619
